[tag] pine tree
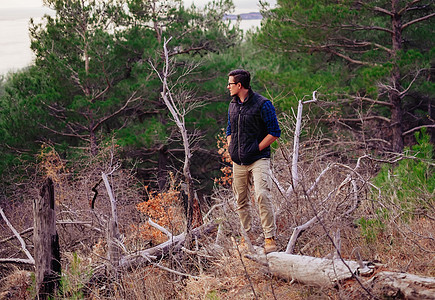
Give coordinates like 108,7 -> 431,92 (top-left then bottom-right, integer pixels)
257,0 -> 435,152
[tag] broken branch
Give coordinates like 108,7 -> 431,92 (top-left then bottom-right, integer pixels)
0,206 -> 35,264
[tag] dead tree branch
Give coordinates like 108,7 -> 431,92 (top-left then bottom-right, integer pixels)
151,36 -> 199,235
284,155 -> 371,254
402,124 -> 435,136
0,258 -> 35,265
148,218 -> 173,239
263,252 -> 373,287
0,206 -> 35,264
0,221 -> 101,246
367,271 -> 435,299
285,91 -> 318,197
119,221 -> 218,270
249,253 -> 435,298
102,171 -> 124,270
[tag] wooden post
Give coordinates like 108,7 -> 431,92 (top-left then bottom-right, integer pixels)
33,178 -> 61,299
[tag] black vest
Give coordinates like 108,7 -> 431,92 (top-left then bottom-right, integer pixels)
228,90 -> 270,165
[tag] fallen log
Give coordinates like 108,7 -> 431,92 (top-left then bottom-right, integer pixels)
367,271 -> 435,300
248,251 -> 435,299
263,252 -> 373,287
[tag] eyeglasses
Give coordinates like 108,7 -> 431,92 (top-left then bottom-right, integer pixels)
227,82 -> 238,87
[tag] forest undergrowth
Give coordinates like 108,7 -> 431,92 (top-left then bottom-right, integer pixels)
0,129 -> 434,299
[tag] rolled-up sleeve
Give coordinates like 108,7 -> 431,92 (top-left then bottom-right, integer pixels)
261,101 -> 281,137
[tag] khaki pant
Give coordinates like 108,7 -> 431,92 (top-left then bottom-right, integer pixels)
232,158 -> 276,238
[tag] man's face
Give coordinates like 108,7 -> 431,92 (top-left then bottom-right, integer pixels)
227,76 -> 240,97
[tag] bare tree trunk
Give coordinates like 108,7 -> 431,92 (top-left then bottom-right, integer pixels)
102,172 -> 122,273
89,123 -> 98,156
390,0 -> 404,152
290,99 -> 303,191
285,92 -> 317,197
158,145 -> 168,191
155,37 -> 196,235
183,161 -> 194,234
33,178 -> 61,299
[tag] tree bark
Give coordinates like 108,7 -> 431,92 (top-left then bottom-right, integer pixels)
33,178 -> 61,299
89,122 -> 98,156
157,37 -> 196,235
263,252 -> 373,287
250,252 -> 435,298
368,271 -> 435,299
102,172 -> 122,273
157,145 -> 168,191
390,0 -> 404,152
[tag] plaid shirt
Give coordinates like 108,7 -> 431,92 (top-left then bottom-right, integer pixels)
226,99 -> 281,138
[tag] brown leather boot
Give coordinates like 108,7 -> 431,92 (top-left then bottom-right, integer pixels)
264,237 -> 277,253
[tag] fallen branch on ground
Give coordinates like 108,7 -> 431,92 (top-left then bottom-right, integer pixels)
248,251 -> 435,298
0,206 -> 35,265
0,258 -> 35,265
119,220 -> 218,269
148,218 -> 172,239
367,271 -> 435,299
250,251 -> 373,287
0,221 -> 102,246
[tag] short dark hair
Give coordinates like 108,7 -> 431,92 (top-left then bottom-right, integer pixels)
228,69 -> 251,89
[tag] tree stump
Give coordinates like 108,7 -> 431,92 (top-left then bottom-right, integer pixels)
33,178 -> 61,299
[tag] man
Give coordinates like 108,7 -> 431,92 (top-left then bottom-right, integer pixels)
226,69 -> 280,253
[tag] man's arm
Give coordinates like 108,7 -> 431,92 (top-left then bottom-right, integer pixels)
259,100 -> 280,151
259,134 -> 278,151
226,110 -> 232,147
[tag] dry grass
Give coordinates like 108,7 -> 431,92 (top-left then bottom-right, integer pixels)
0,269 -> 32,300
182,245 -> 331,300
354,215 -> 435,277
0,138 -> 433,299
88,266 -> 180,299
